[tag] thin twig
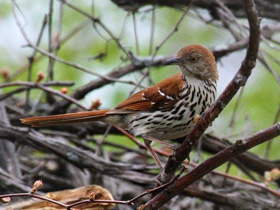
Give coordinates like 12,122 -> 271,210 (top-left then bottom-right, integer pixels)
133,12 -> 140,55
0,192 -> 130,209
60,0 -> 130,58
264,104 -> 280,158
9,20 -> 90,81
25,15 -> 48,108
129,5 -> 192,95
11,6 -> 134,86
149,7 -> 155,56
47,0 -> 54,81
0,81 -> 74,88
227,87 -> 244,136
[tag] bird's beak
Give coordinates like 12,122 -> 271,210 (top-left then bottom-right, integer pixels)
162,57 -> 180,66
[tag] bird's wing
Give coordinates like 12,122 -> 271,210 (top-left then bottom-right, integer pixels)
115,73 -> 186,112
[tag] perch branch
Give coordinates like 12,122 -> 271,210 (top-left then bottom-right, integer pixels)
158,0 -> 261,184
145,123 -> 280,209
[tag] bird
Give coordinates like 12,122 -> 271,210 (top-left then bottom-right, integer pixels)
21,44 -> 218,169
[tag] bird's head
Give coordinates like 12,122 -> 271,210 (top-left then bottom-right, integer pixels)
162,45 -> 218,81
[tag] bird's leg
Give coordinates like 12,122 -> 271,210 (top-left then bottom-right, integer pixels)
146,136 -> 179,157
144,136 -> 174,148
143,138 -> 163,170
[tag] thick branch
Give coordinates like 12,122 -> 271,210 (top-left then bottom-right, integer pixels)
202,134 -> 280,182
0,125 -> 155,185
158,0 -> 261,183
111,0 -> 280,21
146,123 -> 280,209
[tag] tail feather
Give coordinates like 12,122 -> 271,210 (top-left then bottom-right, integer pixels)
21,109 -> 110,127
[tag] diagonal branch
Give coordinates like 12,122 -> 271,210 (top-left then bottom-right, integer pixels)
145,123 -> 280,209
157,0 -> 261,184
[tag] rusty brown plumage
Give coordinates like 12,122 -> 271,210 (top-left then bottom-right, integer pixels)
21,44 -> 219,168
116,73 -> 185,111
21,109 -> 110,127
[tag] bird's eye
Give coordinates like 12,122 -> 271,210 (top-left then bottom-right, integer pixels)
190,57 -> 198,63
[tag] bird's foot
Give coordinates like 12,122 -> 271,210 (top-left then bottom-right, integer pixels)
143,138 -> 163,170
155,169 -> 173,185
155,166 -> 186,186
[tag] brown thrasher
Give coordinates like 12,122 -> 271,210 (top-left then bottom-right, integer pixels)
21,45 -> 218,169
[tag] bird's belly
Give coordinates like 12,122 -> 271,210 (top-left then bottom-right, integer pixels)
127,100 -> 205,140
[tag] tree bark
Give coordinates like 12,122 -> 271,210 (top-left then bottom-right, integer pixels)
111,0 -> 280,20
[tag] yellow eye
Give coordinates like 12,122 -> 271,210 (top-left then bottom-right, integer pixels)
191,57 -> 198,63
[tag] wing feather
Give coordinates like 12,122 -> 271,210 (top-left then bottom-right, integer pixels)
115,73 -> 186,112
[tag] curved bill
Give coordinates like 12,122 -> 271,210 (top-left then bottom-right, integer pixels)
162,57 -> 180,66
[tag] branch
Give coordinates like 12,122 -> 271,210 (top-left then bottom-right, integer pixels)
0,125 -> 155,184
158,0 -> 261,183
201,134 -> 280,181
0,182 -> 119,209
11,2 -> 137,87
48,56 -> 165,114
8,20 -> 90,81
182,184 -> 280,209
48,37 -> 250,114
0,81 -> 74,88
111,0 -> 280,21
0,168 -> 31,192
145,123 -> 280,209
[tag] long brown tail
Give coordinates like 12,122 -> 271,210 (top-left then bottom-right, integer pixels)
21,109 -> 110,127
